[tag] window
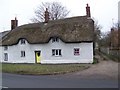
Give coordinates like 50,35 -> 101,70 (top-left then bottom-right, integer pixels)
21,39 -> 25,44
52,37 -> 59,43
4,46 -> 8,50
4,53 -> 8,61
52,49 -> 61,56
74,48 -> 80,55
21,51 -> 25,57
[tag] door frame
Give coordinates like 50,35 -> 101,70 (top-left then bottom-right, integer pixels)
35,51 -> 41,64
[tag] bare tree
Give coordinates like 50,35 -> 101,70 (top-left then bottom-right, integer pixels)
31,2 -> 70,23
93,18 -> 102,50
100,22 -> 119,48
94,20 -> 102,41
100,32 -> 111,47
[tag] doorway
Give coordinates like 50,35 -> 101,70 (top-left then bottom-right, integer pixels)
35,51 -> 41,64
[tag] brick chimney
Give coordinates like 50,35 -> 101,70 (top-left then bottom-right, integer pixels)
44,8 -> 49,23
11,17 -> 18,30
86,4 -> 91,17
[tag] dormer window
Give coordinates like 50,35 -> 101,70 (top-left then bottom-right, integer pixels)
4,46 -> 8,50
21,39 -> 26,44
52,37 -> 59,43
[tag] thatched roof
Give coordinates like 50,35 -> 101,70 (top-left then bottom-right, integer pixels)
0,31 -> 9,39
1,16 -> 94,46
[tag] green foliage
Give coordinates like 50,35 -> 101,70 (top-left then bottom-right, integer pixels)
92,57 -> 99,64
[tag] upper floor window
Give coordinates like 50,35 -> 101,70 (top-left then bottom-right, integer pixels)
74,48 -> 80,56
52,37 -> 59,43
4,46 -> 8,50
52,49 -> 61,56
21,39 -> 26,44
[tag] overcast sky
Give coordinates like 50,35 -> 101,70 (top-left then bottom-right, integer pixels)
0,0 -> 119,32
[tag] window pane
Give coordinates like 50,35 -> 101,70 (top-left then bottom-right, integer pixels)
24,51 -> 25,57
52,37 -> 59,43
74,48 -> 80,55
52,38 -> 55,42
56,50 -> 58,55
52,49 -> 55,56
21,51 -> 25,57
56,38 -> 59,42
4,53 -> 8,61
52,49 -> 62,56
76,49 -> 79,52
59,50 -> 61,55
21,39 -> 25,44
21,51 -> 23,57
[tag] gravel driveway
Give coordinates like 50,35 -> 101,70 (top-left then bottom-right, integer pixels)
65,54 -> 119,80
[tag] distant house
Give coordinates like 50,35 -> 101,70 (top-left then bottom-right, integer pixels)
110,28 -> 119,49
0,4 -> 94,64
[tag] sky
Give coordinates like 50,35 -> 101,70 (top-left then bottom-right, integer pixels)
118,1 -> 120,27
0,0 -> 119,32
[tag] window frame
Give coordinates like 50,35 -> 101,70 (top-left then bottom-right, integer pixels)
21,51 -> 25,57
4,53 -> 8,61
52,49 -> 62,56
74,48 -> 80,56
21,39 -> 26,44
52,37 -> 59,43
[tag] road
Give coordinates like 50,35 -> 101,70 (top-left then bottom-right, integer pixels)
2,53 -> 119,88
2,73 -> 118,88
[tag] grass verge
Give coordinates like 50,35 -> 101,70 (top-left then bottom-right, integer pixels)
92,57 -> 99,64
2,63 -> 89,75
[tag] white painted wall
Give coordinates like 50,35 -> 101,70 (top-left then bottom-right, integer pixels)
0,46 -> 2,62
1,39 -> 93,64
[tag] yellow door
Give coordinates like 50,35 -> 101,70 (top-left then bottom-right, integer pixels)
35,51 -> 41,63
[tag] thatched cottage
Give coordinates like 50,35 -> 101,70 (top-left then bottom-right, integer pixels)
0,4 -> 94,64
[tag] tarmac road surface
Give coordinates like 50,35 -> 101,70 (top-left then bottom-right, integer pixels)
2,73 -> 118,88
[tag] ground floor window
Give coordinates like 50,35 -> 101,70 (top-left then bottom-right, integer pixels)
4,53 -> 8,61
74,48 -> 80,55
52,49 -> 61,56
21,51 -> 25,57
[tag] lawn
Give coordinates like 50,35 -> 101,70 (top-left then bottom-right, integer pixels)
2,63 -> 89,75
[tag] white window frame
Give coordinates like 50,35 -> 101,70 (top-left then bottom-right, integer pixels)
21,51 -> 25,57
4,53 -> 8,61
52,49 -> 62,56
52,37 -> 59,43
21,39 -> 26,44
